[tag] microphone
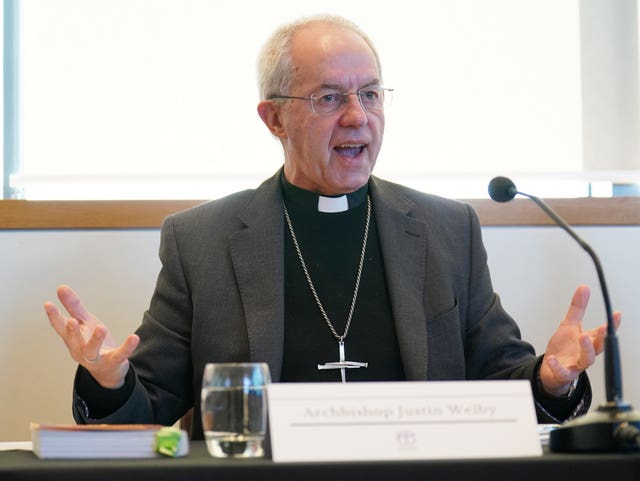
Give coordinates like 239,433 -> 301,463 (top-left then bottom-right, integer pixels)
488,176 -> 640,452
487,176 -> 517,202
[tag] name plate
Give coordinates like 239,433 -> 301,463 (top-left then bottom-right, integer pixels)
267,380 -> 541,462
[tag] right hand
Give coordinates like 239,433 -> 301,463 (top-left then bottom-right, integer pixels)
44,285 -> 140,389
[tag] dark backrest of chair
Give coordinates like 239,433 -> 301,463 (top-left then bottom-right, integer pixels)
180,408 -> 193,438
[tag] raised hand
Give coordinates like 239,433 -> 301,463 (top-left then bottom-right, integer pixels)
539,284 -> 621,396
44,285 -> 140,389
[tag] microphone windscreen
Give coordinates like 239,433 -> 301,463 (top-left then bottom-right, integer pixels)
488,176 -> 517,202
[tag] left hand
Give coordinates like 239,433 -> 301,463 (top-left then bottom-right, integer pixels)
539,284 -> 621,397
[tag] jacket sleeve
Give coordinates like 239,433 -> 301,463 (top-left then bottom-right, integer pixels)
460,203 -> 590,422
72,215 -> 194,427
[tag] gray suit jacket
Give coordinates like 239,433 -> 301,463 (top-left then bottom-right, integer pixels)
73,170 -> 588,438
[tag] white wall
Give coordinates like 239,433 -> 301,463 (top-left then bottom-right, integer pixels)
1,224 -> 639,441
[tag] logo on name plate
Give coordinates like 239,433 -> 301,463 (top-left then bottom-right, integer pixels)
395,430 -> 417,450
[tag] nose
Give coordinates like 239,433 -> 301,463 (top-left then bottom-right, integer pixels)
339,93 -> 368,127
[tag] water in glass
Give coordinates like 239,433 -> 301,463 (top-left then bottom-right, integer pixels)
201,363 -> 270,458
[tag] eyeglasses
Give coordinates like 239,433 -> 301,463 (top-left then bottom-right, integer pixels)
268,87 -> 393,115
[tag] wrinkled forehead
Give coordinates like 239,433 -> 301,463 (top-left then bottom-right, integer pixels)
289,24 -> 381,91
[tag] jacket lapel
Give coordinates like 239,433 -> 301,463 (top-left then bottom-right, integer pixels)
370,178 -> 429,380
229,173 -> 285,381
227,172 -> 429,383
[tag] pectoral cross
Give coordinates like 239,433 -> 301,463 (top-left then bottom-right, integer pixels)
317,341 -> 368,383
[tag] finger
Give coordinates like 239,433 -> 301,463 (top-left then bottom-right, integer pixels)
87,333 -> 139,364
590,312 -> 622,354
83,334 -> 140,385
57,285 -> 98,325
544,355 -> 577,391
45,304 -> 92,363
110,334 -> 141,363
562,284 -> 590,326
63,317 -> 92,357
44,301 -> 67,336
613,311 -> 622,331
591,325 -> 607,354
577,333 -> 596,369
81,325 -> 107,364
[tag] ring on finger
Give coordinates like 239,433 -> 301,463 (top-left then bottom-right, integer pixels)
83,354 -> 101,364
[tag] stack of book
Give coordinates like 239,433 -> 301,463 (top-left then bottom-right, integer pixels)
30,423 -> 189,459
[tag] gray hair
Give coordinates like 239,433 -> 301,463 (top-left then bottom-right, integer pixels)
257,15 -> 382,100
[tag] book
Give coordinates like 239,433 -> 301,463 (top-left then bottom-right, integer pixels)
30,423 -> 189,459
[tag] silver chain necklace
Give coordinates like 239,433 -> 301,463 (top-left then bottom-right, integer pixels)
283,196 -> 371,382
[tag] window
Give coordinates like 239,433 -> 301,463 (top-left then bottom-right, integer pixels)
5,0 -> 640,200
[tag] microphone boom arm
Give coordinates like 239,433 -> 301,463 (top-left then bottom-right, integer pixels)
488,175 -> 640,451
519,191 -> 620,404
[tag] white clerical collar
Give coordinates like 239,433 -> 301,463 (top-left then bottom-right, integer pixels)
317,195 -> 349,213
280,172 -> 368,213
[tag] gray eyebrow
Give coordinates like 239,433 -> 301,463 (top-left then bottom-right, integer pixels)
315,80 -> 382,92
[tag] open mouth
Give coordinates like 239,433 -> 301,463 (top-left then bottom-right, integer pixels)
334,144 -> 365,158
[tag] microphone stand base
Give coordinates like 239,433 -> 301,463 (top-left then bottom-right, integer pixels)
549,402 -> 640,452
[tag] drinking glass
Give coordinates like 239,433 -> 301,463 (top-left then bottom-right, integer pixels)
201,362 -> 271,458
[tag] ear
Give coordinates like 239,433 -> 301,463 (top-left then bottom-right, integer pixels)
257,100 -> 287,138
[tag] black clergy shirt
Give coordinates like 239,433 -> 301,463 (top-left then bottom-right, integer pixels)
279,175 -> 406,382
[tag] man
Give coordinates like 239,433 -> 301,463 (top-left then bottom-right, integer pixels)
45,15 -> 619,440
